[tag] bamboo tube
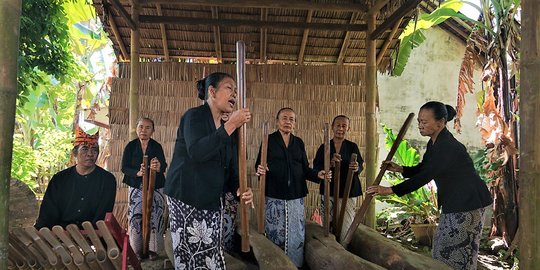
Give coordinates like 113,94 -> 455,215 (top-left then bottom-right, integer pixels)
236,40 -> 250,253
51,226 -> 90,270
335,153 -> 357,240
332,154 -> 341,234
23,227 -> 59,267
8,242 -> 27,269
257,121 -> 269,234
323,123 -> 330,236
82,222 -> 116,270
9,233 -> 38,269
143,167 -> 156,256
96,221 -> 122,270
66,224 -> 100,269
39,227 -> 77,270
343,113 -> 415,247
141,155 -> 149,258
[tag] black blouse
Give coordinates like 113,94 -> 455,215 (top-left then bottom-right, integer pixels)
121,138 -> 167,189
313,139 -> 364,198
35,166 -> 116,229
255,131 -> 320,200
165,103 -> 239,210
392,128 -> 492,213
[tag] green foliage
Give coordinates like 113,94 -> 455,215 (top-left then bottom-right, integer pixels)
376,125 -> 439,224
471,148 -> 504,184
11,134 -> 38,190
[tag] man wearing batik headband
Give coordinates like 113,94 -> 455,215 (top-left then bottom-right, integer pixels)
35,127 -> 117,229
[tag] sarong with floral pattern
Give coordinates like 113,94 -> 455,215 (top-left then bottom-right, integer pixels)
265,196 -> 305,267
168,196 -> 225,270
222,192 -> 238,253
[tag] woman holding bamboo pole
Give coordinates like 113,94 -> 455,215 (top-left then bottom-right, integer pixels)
121,117 -> 167,260
313,115 -> 363,242
255,107 -> 330,267
165,72 -> 253,269
366,102 -> 492,270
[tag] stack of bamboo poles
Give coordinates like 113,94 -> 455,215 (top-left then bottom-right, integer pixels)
109,62 -> 366,229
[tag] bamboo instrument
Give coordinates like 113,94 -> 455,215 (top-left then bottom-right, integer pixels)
82,221 -> 116,270
66,224 -> 100,269
335,153 -> 357,241
39,227 -> 77,270
141,155 -> 149,258
51,226 -> 90,270
236,40 -> 250,252
342,113 -> 415,247
8,239 -> 28,269
10,230 -> 45,269
323,123 -> 330,236
23,226 -> 59,267
96,220 -> 122,270
257,121 -> 269,234
332,154 -> 341,234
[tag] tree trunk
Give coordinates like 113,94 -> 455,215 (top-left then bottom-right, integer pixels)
0,1 -> 22,269
305,222 -> 385,270
519,0 -> 540,267
348,223 -> 453,270
248,227 -> 297,270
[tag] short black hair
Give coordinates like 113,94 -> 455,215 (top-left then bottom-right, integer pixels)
420,101 -> 457,122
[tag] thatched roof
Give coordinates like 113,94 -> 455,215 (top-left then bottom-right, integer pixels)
93,0 -> 426,72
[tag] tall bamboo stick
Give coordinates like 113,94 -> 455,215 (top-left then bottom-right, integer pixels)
332,154 -> 341,234
236,40 -> 250,252
335,153 -> 356,240
342,113 -> 415,247
141,155 -> 149,258
323,123 -> 330,236
257,121 -> 269,234
143,166 -> 156,255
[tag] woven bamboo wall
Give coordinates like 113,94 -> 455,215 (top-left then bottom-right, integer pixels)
109,62 -> 366,228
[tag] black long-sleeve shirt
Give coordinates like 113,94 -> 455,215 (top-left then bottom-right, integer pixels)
122,138 -> 167,189
165,103 -> 239,210
313,139 -> 364,198
255,131 -> 320,200
35,166 -> 116,229
391,128 -> 492,213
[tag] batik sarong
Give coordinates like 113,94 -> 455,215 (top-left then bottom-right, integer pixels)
265,197 -> 305,267
222,192 -> 238,253
168,196 -> 225,270
320,196 -> 358,243
128,187 -> 166,256
432,207 -> 487,270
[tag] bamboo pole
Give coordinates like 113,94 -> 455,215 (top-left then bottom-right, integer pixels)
129,0 -> 140,140
39,227 -> 75,269
343,113 -> 415,247
335,153 -> 357,240
364,12 -> 378,230
519,0 -> 540,267
141,155 -> 149,258
0,2 -> 22,268
323,123 -> 331,236
82,222 -> 116,270
332,154 -> 341,233
257,121 -> 269,234
143,167 -> 156,256
96,221 -> 122,270
51,226 -> 89,270
236,40 -> 250,252
23,227 -> 59,268
66,224 -> 100,269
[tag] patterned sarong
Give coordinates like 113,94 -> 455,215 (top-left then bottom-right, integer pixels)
432,207 -> 487,270
265,197 -> 305,267
320,196 -> 358,243
128,187 -> 166,256
168,196 -> 225,270
222,192 -> 238,253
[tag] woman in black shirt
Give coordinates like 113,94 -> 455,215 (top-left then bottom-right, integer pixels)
367,101 -> 492,270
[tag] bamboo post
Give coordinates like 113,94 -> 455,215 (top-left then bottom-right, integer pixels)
257,121 -> 269,234
342,113 -> 415,247
129,0 -> 140,140
323,123 -> 330,236
519,0 -> 540,267
332,154 -> 341,234
236,40 -> 250,252
141,155 -> 149,258
0,2 -> 22,268
335,153 -> 357,240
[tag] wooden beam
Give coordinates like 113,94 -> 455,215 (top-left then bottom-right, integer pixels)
259,8 -> 268,63
140,0 -> 368,12
297,10 -> 313,64
109,0 -> 137,30
369,0 -> 390,14
211,7 -> 222,63
155,4 -> 169,61
376,17 -> 402,66
337,12 -> 360,65
140,16 -> 368,32
370,0 -> 421,40
129,0 -> 140,140
106,8 -> 128,60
